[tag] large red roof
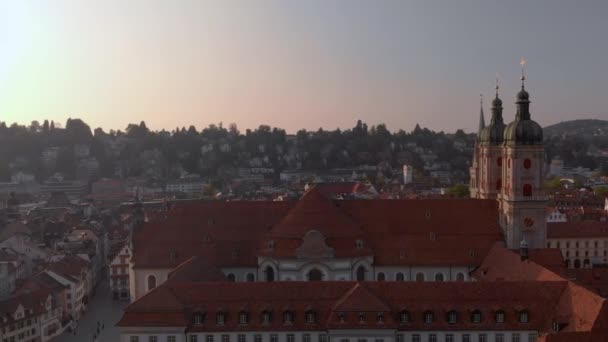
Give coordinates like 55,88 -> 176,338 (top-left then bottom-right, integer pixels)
132,189 -> 501,269
118,281 -> 591,333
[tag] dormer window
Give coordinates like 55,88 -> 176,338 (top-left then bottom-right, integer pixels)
423,311 -> 434,324
194,312 -> 204,325
446,310 -> 457,324
216,312 -> 225,325
376,313 -> 384,324
355,239 -> 364,250
399,311 -> 410,324
267,240 -> 275,250
518,310 -> 529,323
261,311 -> 271,325
169,250 -> 177,261
495,310 -> 505,323
338,313 -> 345,323
429,232 -> 437,241
358,312 -> 365,323
425,210 -> 432,219
283,311 -> 294,325
239,312 -> 249,325
471,310 -> 482,323
208,217 -> 215,226
306,311 -> 316,324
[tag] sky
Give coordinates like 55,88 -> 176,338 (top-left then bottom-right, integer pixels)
0,0 -> 607,134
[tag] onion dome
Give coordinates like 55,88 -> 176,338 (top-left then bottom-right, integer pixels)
479,83 -> 506,145
504,65 -> 543,145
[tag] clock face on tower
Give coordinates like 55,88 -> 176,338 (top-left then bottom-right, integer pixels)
523,217 -> 535,229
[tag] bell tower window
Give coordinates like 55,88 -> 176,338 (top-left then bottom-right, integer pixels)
523,184 -> 532,197
524,159 -> 532,169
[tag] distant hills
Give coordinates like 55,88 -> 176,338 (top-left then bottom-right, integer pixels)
544,119 -> 608,137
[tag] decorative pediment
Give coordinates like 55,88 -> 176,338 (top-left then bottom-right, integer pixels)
295,230 -> 335,259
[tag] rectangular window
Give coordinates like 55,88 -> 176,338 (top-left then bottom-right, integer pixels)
150,337 -> 158,342
396,335 -> 404,342
222,335 -> 230,342
341,339 -> 348,342
304,335 -> 311,342
238,335 -> 246,342
130,338 -> 139,342
287,335 -> 295,342
358,339 -> 366,342
375,339 -> 383,342
190,337 -> 199,342
462,335 -> 470,342
412,335 -> 421,342
168,337 -> 176,342
319,334 -> 328,342
527,334 -> 537,342
445,334 -> 454,342
429,335 -> 437,342
478,335 -> 486,342
495,334 -> 503,342
255,335 -> 262,342
206,336 -> 214,342
270,335 -> 278,342
511,334 -> 520,342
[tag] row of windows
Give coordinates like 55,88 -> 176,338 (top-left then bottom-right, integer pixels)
376,272 -> 466,282
549,240 -> 608,249
191,309 -> 529,326
397,310 -> 528,324
129,332 -> 538,342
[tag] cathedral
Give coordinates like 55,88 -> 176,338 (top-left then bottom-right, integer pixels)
469,69 -> 547,250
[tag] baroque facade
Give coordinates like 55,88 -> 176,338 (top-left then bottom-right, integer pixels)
470,75 -> 547,249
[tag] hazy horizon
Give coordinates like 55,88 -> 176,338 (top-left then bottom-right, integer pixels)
1,0 -> 607,134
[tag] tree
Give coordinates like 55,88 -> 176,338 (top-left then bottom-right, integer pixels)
446,184 -> 470,198
595,186 -> 608,198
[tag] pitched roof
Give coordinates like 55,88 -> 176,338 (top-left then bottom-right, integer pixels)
548,221 -> 608,238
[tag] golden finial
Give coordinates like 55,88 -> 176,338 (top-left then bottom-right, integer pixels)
495,72 -> 500,97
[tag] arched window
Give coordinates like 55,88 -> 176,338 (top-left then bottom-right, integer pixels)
523,184 -> 532,197
497,157 -> 502,167
227,273 -> 236,282
518,310 -> 529,323
495,310 -> 505,323
423,311 -> 434,324
471,310 -> 482,323
216,312 -> 225,325
396,273 -> 405,281
415,272 -> 425,282
265,266 -> 275,282
356,266 -> 366,281
306,311 -> 316,324
283,311 -> 294,325
261,311 -> 271,324
496,178 -> 502,191
456,273 -> 465,281
434,273 -> 444,282
147,275 -> 157,291
524,159 -> 532,169
246,273 -> 255,282
377,272 -> 386,281
399,311 -> 410,324
446,310 -> 457,324
307,269 -> 323,281
239,311 -> 249,325
194,312 -> 204,325
574,259 -> 581,268
583,259 -> 590,267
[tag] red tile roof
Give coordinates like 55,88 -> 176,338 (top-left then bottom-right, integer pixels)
132,188 -> 501,269
117,281 -> 597,333
548,221 -> 608,238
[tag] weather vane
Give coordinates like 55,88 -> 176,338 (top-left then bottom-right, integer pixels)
495,72 -> 500,96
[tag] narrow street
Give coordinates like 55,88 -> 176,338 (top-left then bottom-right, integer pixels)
52,279 -> 127,342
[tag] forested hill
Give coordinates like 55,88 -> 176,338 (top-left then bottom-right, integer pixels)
544,119 -> 608,137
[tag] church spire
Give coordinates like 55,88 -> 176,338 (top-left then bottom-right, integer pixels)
516,58 -> 531,120
478,94 -> 486,136
490,75 -> 503,125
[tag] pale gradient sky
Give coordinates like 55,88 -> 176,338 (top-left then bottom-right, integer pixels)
0,0 -> 607,134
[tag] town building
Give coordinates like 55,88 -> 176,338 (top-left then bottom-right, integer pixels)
109,243 -> 131,301
547,221 -> 608,268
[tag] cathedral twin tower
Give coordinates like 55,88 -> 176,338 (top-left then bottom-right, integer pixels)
470,68 -> 547,250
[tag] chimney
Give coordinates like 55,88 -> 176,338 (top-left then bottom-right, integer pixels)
520,239 -> 529,261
